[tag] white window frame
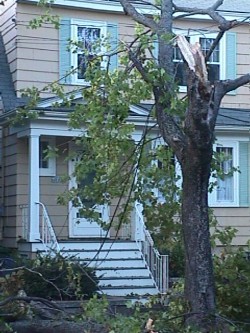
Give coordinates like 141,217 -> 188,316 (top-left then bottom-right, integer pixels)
209,140 -> 239,207
39,137 -> 56,177
175,31 -> 226,93
71,19 -> 107,85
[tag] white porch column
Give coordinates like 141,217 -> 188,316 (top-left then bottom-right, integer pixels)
28,134 -> 40,242
134,202 -> 145,242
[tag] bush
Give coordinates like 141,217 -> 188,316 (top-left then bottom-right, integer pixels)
20,252 -> 99,300
214,248 -> 250,331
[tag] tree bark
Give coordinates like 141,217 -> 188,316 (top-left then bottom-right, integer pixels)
181,142 -> 215,330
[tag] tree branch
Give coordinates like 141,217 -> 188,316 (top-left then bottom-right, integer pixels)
0,296 -> 64,311
173,0 -> 237,31
205,30 -> 224,62
219,74 -> 250,94
119,0 -> 159,32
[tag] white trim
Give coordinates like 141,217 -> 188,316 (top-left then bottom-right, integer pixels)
39,137 -> 56,177
19,0 -> 247,21
37,91 -> 84,108
28,134 -> 40,242
209,140 -> 239,207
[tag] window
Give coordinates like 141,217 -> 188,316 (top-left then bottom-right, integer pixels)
60,18 -> 118,84
200,37 -> 220,83
216,147 -> 234,202
174,36 -> 190,86
209,141 -> 239,207
71,20 -> 109,84
39,138 -> 56,176
174,32 -> 226,90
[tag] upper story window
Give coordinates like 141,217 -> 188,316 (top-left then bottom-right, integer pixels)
59,18 -> 118,85
72,20 -> 107,83
39,138 -> 56,176
200,37 -> 220,83
174,33 -> 224,90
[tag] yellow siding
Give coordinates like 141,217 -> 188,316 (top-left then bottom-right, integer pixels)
213,207 -> 250,246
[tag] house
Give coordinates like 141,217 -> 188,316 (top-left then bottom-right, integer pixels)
0,0 -> 249,296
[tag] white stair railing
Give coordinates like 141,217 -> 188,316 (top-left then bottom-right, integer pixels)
20,204 -> 29,240
20,203 -> 60,252
135,202 -> 168,294
36,202 -> 60,252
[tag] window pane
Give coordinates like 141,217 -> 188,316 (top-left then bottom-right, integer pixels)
78,171 -> 96,208
174,62 -> 187,86
216,147 -> 234,202
77,27 -> 101,80
39,141 -> 49,169
77,27 -> 101,53
207,64 -> 220,83
173,36 -> 189,86
200,38 -> 220,62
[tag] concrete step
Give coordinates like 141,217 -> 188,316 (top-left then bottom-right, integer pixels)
59,241 -> 138,251
99,276 -> 155,287
57,240 -> 159,296
100,285 -> 159,297
60,248 -> 142,260
78,258 -> 147,269
96,267 -> 151,278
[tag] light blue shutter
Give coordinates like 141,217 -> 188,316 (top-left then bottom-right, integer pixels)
107,23 -> 118,71
59,18 -> 72,84
239,142 -> 249,206
225,32 -> 236,94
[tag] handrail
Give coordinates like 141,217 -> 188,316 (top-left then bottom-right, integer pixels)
36,202 -> 60,252
135,202 -> 168,294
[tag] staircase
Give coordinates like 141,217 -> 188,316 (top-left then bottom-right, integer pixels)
20,202 -> 169,297
59,240 -> 160,296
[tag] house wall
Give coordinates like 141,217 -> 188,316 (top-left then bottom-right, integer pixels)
6,2 -> 249,109
14,3 -> 136,97
1,128 -> 18,247
1,2 -> 250,248
213,207 -> 250,246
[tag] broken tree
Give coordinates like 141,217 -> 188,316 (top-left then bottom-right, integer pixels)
118,0 -> 250,330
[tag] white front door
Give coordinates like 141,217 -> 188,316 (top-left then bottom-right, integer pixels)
69,159 -> 109,238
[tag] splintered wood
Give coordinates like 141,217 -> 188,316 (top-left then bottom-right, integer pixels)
176,35 -> 208,82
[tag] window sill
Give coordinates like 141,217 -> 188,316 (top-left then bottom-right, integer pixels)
39,169 -> 56,177
209,203 -> 239,208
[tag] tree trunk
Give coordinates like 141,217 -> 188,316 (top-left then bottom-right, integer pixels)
5,319 -> 107,333
181,143 -> 215,331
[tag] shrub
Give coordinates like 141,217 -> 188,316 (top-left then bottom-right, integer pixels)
20,252 -> 99,300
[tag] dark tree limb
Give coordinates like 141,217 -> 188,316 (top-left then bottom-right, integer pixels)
173,0 -> 238,31
119,0 -> 159,32
205,30 -> 225,62
0,296 -> 64,312
220,73 -> 250,94
6,319 -> 107,333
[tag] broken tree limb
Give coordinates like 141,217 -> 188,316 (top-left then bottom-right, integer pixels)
176,35 -> 208,83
